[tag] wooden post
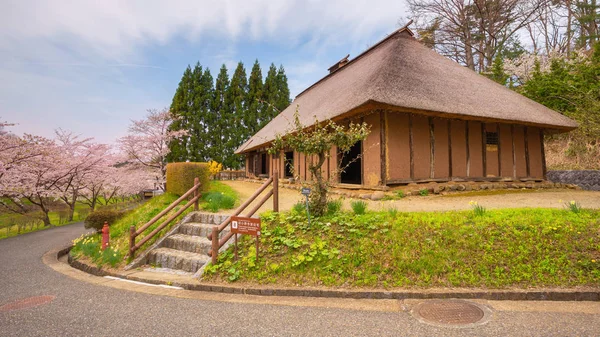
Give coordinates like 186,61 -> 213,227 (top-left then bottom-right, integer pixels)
511,125 -> 517,179
465,121 -> 470,177
211,226 -> 219,265
524,126 -> 531,177
129,226 -> 136,258
540,129 -> 547,180
234,233 -> 238,261
193,177 -> 199,211
380,110 -> 387,185
482,123 -> 487,177
273,171 -> 279,212
447,120 -> 453,177
409,114 -> 414,180
429,117 -> 435,179
497,123 -> 502,177
255,236 -> 259,263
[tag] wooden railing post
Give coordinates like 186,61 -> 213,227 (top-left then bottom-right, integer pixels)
211,226 -> 219,265
273,171 -> 279,212
193,177 -> 199,211
129,225 -> 136,258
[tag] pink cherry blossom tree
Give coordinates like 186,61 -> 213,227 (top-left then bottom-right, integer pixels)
53,130 -> 112,220
119,108 -> 186,191
0,135 -> 67,226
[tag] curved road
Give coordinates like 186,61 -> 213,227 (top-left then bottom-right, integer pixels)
1,223 -> 599,336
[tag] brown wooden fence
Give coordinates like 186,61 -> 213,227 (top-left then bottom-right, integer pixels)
216,170 -> 246,180
208,172 -> 279,264
128,177 -> 201,258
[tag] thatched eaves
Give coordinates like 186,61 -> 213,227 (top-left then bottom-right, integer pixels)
236,27 -> 577,154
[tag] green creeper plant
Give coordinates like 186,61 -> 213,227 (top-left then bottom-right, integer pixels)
269,108 -> 370,216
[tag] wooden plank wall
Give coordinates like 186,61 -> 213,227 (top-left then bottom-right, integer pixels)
386,111 -> 545,183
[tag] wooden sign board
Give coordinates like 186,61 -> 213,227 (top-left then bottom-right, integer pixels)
231,216 -> 261,237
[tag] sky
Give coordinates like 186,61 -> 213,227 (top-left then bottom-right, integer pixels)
1,0 -> 409,144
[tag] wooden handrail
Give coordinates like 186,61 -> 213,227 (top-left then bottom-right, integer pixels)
207,176 -> 273,240
135,183 -> 200,235
129,177 -> 201,258
132,196 -> 199,252
209,173 -> 279,262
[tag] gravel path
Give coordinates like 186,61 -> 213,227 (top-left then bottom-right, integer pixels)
1,212 -> 600,336
222,180 -> 600,212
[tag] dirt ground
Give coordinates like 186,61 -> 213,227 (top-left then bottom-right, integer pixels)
222,180 -> 600,213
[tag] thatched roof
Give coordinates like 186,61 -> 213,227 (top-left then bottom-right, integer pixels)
236,27 -> 577,154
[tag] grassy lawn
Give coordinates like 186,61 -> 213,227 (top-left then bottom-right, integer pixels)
0,198 -> 142,240
203,207 -> 600,288
70,181 -> 240,267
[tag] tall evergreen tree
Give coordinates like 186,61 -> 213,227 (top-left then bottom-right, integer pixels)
262,63 -> 279,126
188,63 -> 213,162
246,60 -> 263,134
225,62 -> 248,169
210,64 -> 230,164
275,64 -> 291,112
167,65 -> 193,162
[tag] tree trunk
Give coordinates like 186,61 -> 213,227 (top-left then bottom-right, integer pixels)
308,152 -> 328,216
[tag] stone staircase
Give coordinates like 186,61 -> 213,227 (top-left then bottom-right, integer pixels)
126,212 -> 230,276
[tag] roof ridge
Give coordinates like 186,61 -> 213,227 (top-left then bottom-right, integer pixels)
295,27 -> 414,99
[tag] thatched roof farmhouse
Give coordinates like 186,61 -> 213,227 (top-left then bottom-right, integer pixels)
236,26 -> 577,187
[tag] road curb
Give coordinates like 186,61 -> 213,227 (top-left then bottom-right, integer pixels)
60,248 -> 600,301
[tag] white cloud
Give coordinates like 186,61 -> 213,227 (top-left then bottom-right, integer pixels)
1,1 -> 407,57
0,0 -> 409,143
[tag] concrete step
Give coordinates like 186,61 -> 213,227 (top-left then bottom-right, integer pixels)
162,234 -> 212,255
179,222 -> 231,238
146,248 -> 209,273
189,213 -> 229,225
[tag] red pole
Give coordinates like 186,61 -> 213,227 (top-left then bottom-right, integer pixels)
101,221 -> 110,250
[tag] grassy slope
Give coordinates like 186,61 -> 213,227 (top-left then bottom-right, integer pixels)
203,208 -> 600,288
71,181 -> 239,267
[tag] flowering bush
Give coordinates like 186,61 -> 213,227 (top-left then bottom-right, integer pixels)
208,160 -> 223,177
71,234 -> 123,267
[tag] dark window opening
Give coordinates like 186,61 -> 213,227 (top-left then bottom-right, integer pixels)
486,131 -> 499,152
486,132 -> 499,145
284,151 -> 294,178
261,153 -> 267,175
339,141 -> 362,184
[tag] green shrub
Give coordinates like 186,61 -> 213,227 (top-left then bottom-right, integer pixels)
419,189 -> 429,196
292,201 -> 306,214
326,199 -> 343,215
84,209 -> 127,232
351,200 -> 367,215
469,201 -> 487,216
395,190 -> 405,198
202,192 -> 236,213
166,162 -> 210,196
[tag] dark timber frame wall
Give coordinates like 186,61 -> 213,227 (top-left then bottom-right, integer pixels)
243,110 -> 548,186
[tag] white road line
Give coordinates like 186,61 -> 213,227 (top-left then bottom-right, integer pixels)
104,276 -> 184,290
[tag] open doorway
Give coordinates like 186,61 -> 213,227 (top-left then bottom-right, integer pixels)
284,151 -> 294,178
339,141 -> 362,184
261,153 -> 267,175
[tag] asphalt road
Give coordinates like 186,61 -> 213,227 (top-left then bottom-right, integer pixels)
1,222 -> 599,336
